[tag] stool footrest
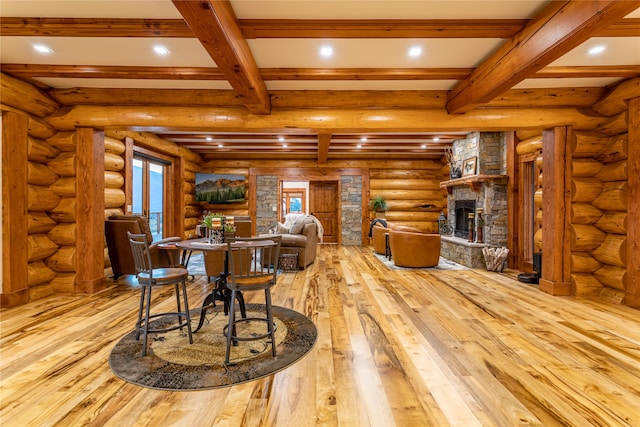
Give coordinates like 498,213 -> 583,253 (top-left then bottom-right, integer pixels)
223,317 -> 277,342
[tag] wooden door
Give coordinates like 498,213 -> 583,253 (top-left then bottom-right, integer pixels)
310,181 -> 338,243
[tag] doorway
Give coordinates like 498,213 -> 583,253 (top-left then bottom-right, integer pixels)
132,155 -> 169,241
310,180 -> 338,243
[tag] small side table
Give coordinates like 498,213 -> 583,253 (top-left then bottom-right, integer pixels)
384,233 -> 392,260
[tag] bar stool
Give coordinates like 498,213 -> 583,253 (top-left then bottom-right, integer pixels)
223,236 -> 281,366
128,232 -> 193,356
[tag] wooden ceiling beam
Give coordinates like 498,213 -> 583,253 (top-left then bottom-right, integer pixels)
171,0 -> 270,114
317,133 -> 331,164
5,64 -> 637,81
45,87 -> 604,110
446,1 -> 640,114
2,17 -> 639,38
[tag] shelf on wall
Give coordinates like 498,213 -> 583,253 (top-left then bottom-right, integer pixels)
440,174 -> 508,194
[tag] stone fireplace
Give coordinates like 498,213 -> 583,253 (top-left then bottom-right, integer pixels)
439,132 -> 509,268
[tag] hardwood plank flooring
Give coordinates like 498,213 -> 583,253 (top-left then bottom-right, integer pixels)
1,245 -> 639,426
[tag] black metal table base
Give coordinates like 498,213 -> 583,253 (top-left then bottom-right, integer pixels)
193,274 -> 246,333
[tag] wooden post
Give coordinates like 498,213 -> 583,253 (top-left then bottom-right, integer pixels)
625,97 -> 640,308
75,128 -> 106,293
1,111 -> 30,306
540,127 -> 572,295
506,131 -> 520,269
172,156 -> 185,238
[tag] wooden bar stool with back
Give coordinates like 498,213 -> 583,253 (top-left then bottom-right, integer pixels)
128,232 -> 194,356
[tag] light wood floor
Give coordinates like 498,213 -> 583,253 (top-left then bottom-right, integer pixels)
1,245 -> 639,426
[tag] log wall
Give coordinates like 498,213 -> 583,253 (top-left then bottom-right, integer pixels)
369,166 -> 447,232
570,128 -> 628,298
102,135 -> 126,274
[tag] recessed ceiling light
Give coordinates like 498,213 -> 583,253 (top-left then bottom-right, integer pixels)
408,46 -> 422,58
283,144 -> 288,148
153,45 -> 170,55
588,45 -> 606,55
33,44 -> 54,54
218,144 -> 223,148
320,45 -> 333,58
357,144 -> 362,149
433,137 -> 440,142
206,136 -> 213,141
421,144 -> 427,149
360,137 -> 367,142
278,136 -> 285,142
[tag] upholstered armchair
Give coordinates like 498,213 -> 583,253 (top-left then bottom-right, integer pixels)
105,215 -> 181,279
389,229 -> 441,268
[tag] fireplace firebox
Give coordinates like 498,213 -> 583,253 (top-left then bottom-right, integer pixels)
454,200 -> 476,238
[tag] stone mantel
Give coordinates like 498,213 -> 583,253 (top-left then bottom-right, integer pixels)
440,174 -> 508,194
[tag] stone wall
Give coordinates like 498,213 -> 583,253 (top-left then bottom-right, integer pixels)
341,175 -> 362,245
452,131 -> 504,175
256,175 -> 278,235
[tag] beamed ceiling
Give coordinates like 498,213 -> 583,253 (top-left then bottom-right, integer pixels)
1,0 -> 639,161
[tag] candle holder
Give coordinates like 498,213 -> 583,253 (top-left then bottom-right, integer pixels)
476,208 -> 484,243
468,212 -> 475,242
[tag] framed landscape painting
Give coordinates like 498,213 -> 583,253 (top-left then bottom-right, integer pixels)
195,173 -> 247,203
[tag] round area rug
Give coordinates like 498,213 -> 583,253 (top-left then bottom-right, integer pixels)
109,304 -> 317,391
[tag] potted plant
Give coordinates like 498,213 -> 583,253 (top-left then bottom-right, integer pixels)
371,195 -> 389,218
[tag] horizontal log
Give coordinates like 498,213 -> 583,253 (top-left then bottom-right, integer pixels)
183,181 -> 195,194
572,158 -> 603,177
28,212 -> 56,234
571,273 -> 603,297
27,137 -> 60,163
534,189 -> 543,209
104,247 -> 111,267
571,224 -> 606,252
183,159 -> 202,173
0,72 -> 60,117
209,159 -> 443,170
27,260 -> 57,286
592,181 -> 627,212
595,133 -> 628,163
47,223 -> 76,246
184,170 -> 196,183
48,152 -> 76,177
104,136 -> 125,154
383,211 -> 441,222
105,188 -> 125,209
50,177 -> 76,197
571,178 -> 603,203
104,152 -> 125,172
592,235 -> 627,267
184,217 -> 200,230
372,189 -> 445,201
571,131 -> 609,158
370,219 -> 438,233
535,154 -> 543,170
106,130 -> 202,164
49,198 -> 76,223
184,205 -> 201,218
515,135 -> 542,155
536,208 -> 543,223
385,199 -> 445,211
571,252 -> 602,273
104,171 -> 124,189
369,169 -> 442,180
27,185 -> 60,211
27,161 -> 58,186
595,160 -> 627,182
47,105 -> 607,133
534,228 -> 543,252
571,203 -> 603,225
46,247 -> 76,273
1,103 -> 57,139
29,283 -> 55,301
594,265 -> 627,291
594,212 -> 627,234
46,131 -> 76,152
595,111 -> 628,136
590,77 -> 638,116
104,208 -> 124,219
184,193 -> 196,206
370,178 -> 442,191
27,234 -> 59,262
50,273 -> 76,293
184,228 -> 198,240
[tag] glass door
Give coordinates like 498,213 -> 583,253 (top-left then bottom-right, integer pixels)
132,156 -> 167,241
